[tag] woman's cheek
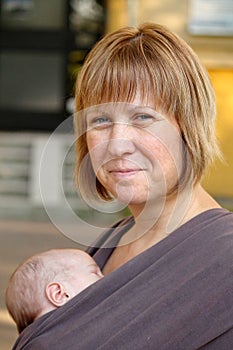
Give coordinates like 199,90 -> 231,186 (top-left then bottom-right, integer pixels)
141,137 -> 179,190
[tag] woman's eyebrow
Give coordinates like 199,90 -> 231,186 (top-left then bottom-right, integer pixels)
86,109 -> 110,117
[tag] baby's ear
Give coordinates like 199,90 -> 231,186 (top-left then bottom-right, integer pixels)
46,282 -> 70,307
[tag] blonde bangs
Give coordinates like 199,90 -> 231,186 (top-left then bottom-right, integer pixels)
76,48 -> 161,111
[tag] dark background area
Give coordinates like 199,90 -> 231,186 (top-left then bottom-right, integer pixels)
0,0 -> 106,131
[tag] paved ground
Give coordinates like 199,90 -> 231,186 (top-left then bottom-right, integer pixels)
0,220 -> 85,350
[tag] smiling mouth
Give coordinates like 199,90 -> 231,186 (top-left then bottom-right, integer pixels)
109,169 -> 143,178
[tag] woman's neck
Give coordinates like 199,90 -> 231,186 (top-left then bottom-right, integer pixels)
120,184 -> 220,249
103,184 -> 221,275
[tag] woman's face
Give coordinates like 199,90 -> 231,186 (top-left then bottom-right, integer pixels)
85,96 -> 184,207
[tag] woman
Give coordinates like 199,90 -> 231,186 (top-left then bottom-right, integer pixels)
13,23 -> 233,350
74,23 -> 233,348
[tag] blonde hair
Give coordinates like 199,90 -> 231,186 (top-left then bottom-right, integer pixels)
74,22 -> 220,200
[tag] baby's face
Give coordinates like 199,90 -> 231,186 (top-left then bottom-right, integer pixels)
64,251 -> 103,298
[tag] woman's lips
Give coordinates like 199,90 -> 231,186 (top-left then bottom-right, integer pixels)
108,169 -> 143,178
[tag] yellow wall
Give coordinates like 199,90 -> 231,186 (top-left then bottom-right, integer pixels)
202,70 -> 233,198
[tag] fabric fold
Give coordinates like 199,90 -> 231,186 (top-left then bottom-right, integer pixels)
12,208 -> 233,349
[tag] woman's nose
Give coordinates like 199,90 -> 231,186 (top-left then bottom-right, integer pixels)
107,123 -> 136,157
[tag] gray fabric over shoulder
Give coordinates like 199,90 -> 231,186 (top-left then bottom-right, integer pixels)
13,208 -> 233,349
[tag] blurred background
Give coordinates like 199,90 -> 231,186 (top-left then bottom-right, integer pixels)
0,0 -> 232,348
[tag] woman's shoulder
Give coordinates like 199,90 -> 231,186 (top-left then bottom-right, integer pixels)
202,207 -> 233,231
185,207 -> 233,233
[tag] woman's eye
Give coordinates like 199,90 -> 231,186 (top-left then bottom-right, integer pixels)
136,114 -> 152,120
88,116 -> 112,129
133,114 -> 154,126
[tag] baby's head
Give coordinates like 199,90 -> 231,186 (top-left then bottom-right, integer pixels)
5,249 -> 103,333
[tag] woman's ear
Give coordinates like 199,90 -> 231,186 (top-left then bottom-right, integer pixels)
46,282 -> 70,307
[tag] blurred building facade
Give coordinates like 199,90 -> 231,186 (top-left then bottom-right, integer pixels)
0,0 -> 107,219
